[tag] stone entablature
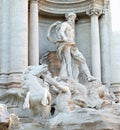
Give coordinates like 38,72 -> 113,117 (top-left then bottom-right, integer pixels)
38,0 -> 106,16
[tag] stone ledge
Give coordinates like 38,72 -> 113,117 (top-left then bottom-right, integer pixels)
0,73 -> 22,88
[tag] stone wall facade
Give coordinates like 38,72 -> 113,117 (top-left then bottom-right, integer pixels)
0,0 -> 120,98
109,0 -> 120,100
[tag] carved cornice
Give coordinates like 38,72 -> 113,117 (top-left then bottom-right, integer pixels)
44,0 -> 88,4
30,0 -> 108,16
85,0 -> 108,17
38,0 -> 94,15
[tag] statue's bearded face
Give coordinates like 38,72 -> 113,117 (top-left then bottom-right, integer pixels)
67,15 -> 76,25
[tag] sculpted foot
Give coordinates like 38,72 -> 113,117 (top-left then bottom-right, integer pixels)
87,76 -> 96,82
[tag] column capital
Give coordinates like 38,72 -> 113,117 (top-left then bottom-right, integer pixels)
86,9 -> 103,17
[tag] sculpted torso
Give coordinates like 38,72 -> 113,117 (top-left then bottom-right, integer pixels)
57,22 -> 75,43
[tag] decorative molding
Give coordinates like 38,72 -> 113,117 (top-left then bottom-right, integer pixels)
44,0 -> 88,4
86,8 -> 103,17
38,0 -> 94,15
0,72 -> 23,88
86,0 -> 106,17
37,0 -> 107,16
28,0 -> 110,17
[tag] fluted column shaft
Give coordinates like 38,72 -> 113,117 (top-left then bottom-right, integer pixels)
100,8 -> 110,86
29,0 -> 39,65
87,10 -> 101,81
0,0 -> 10,75
9,0 -> 28,87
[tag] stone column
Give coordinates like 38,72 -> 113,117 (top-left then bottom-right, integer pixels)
109,0 -> 120,101
86,9 -> 102,81
0,0 -> 10,84
9,0 -> 28,87
29,0 -> 39,65
99,6 -> 111,86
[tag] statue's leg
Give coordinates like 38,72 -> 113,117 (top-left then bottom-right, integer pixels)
71,47 -> 96,82
59,58 -> 67,78
63,46 -> 73,78
23,92 -> 30,109
80,63 -> 96,81
41,89 -> 49,106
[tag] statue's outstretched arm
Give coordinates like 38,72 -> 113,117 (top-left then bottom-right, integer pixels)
42,74 -> 69,93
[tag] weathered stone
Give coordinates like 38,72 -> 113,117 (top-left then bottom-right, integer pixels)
0,104 -> 10,130
40,51 -> 61,77
48,108 -> 120,130
0,0 -> 120,130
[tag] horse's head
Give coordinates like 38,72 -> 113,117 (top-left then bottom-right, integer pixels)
26,64 -> 48,77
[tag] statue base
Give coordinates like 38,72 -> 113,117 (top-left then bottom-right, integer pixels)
12,107 -> 120,130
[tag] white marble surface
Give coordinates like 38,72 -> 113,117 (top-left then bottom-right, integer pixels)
9,0 -> 28,73
0,0 -> 10,75
109,0 -> 120,94
89,11 -> 101,81
99,9 -> 110,86
29,0 -> 39,65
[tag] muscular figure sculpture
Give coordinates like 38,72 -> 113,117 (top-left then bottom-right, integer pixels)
47,12 -> 95,82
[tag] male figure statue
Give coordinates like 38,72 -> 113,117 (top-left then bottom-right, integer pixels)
47,12 -> 95,82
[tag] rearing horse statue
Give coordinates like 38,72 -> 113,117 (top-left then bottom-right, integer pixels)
22,64 -> 51,119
